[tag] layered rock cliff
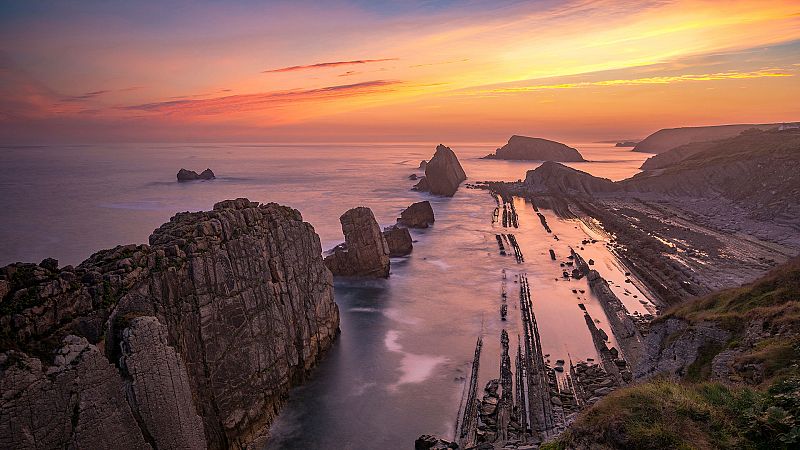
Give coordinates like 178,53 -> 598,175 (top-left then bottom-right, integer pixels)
324,207 -> 391,277
413,144 -> 467,197
632,123 -> 779,153
483,135 -> 586,162
0,198 -> 340,449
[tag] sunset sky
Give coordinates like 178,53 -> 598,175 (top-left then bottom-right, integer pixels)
1,0 -> 799,143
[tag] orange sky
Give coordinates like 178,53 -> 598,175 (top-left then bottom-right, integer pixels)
1,0 -> 799,143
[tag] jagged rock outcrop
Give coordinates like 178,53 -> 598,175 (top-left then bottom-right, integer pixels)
397,201 -> 435,228
383,226 -> 413,257
524,161 -> 615,195
632,123 -> 778,153
418,160 -> 428,170
324,207 -> 390,277
484,135 -> 586,162
413,144 -> 466,197
0,198 -> 340,449
177,168 -> 215,181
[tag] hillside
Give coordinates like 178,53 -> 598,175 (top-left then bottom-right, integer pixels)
544,258 -> 800,449
633,123 -> 780,154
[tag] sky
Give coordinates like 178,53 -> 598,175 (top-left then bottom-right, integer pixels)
1,0 -> 799,144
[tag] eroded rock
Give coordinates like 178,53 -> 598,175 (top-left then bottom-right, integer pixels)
324,207 -> 391,277
398,201 -> 435,228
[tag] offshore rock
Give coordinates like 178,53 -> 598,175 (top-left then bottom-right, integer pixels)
324,206 -> 391,277
397,200 -> 435,228
0,198 -> 340,449
524,161 -> 615,195
383,225 -> 413,257
177,168 -> 215,181
484,135 -> 586,162
416,144 -> 467,196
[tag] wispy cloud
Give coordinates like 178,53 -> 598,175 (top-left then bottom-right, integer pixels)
473,69 -> 794,95
262,58 -> 398,73
61,90 -> 111,102
121,80 -> 402,115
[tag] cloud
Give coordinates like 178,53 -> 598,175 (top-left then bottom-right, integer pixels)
120,80 -> 402,116
473,69 -> 794,95
262,58 -> 397,73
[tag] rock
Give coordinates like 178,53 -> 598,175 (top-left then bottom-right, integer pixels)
324,207 -> 390,277
0,198 -> 340,449
483,135 -> 586,162
632,123 -> 779,153
409,173 -> 419,180
398,201 -> 435,228
415,434 -> 458,450
413,176 -> 430,192
383,225 -> 413,257
419,160 -> 428,170
416,144 -> 467,196
176,168 -> 215,181
38,258 -> 58,272
524,161 -> 615,195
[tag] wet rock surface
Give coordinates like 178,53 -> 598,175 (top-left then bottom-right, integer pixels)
398,200 -> 435,228
324,206 -> 391,277
414,144 -> 467,197
0,198 -> 340,449
177,168 -> 215,181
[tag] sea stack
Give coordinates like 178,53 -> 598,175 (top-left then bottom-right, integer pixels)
324,207 -> 391,277
177,168 -> 215,181
483,135 -> 586,162
383,225 -> 413,256
0,198 -> 339,449
397,201 -> 435,228
413,144 -> 467,197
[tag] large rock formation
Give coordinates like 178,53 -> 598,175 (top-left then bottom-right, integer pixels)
524,161 -> 615,195
397,201 -> 435,228
324,207 -> 391,277
632,123 -> 779,153
483,135 -> 586,162
177,168 -> 215,181
0,198 -> 340,449
413,144 -> 467,197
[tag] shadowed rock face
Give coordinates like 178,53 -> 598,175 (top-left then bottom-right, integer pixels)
524,161 -> 615,195
177,168 -> 215,181
398,201 -> 435,228
324,207 -> 391,277
414,144 -> 467,197
484,135 -> 586,162
0,198 -> 340,449
383,225 -> 413,257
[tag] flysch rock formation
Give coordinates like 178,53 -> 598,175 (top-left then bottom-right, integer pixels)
324,207 -> 391,277
177,168 -> 216,181
524,161 -> 615,195
397,200 -> 435,228
413,144 -> 467,197
0,198 -> 340,449
483,135 -> 586,162
632,123 -> 779,153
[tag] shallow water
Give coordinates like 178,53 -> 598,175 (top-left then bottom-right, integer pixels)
0,141 -> 652,449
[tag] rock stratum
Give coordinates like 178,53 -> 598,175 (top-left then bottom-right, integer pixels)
632,123 -> 780,153
413,144 -> 467,197
0,198 -> 340,449
324,207 -> 391,277
483,135 -> 586,162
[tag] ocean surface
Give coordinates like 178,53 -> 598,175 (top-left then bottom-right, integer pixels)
0,142 -> 652,449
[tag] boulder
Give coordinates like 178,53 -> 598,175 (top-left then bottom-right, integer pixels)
383,226 -> 413,257
324,207 -> 391,277
176,168 -> 215,182
397,201 -> 435,228
415,144 -> 467,196
483,135 -> 586,162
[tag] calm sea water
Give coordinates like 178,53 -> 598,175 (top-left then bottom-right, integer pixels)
0,142 -> 651,449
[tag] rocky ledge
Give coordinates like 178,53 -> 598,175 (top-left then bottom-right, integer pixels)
324,207 -> 391,277
177,168 -> 215,181
483,135 -> 586,162
413,144 -> 467,197
0,198 -> 340,449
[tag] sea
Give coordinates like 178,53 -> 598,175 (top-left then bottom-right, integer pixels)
0,142 -> 652,449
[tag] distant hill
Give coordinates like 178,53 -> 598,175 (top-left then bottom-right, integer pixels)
483,135 -> 586,161
632,123 -> 782,154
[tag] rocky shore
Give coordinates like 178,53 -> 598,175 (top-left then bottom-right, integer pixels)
0,198 -> 340,449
